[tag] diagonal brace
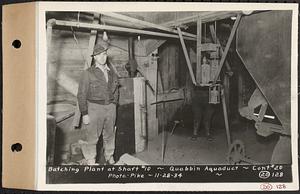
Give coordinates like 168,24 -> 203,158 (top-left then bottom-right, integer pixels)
177,27 -> 197,85
209,24 -> 233,74
213,14 -> 242,82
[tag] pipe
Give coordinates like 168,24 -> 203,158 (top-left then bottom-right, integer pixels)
49,19 -> 196,41
126,37 -> 138,77
128,37 -> 134,60
99,12 -> 197,38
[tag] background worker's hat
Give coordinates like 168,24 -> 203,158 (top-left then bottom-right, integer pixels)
91,44 -> 108,57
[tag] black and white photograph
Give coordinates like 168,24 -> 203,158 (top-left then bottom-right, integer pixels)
40,2 -> 298,191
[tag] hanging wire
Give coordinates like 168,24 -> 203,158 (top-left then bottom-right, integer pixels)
70,26 -> 88,66
76,12 -> 80,28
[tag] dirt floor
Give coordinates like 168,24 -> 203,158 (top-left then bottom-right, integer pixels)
135,119 -> 279,165
51,110 -> 279,165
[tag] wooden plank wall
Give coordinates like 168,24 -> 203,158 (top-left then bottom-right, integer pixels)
48,29 -> 89,103
157,40 -> 193,133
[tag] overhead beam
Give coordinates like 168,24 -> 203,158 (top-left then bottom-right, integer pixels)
99,12 -> 197,38
177,27 -> 197,85
52,19 -> 196,41
213,14 -> 242,82
161,11 -> 242,27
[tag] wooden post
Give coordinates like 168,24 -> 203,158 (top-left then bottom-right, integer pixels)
221,88 -> 231,147
213,14 -> 241,82
177,27 -> 197,85
134,77 -> 146,153
144,50 -> 158,143
196,18 -> 202,84
159,68 -> 166,162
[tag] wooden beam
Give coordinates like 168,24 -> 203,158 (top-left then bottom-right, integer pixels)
196,18 -> 202,84
133,77 -> 147,153
154,89 -> 185,104
162,11 -> 242,27
144,50 -> 159,141
209,24 -> 232,73
213,14 -> 242,82
221,88 -> 231,147
99,12 -> 197,38
177,27 -> 197,85
53,19 -> 196,41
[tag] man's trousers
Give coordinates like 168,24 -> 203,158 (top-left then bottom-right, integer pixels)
83,102 -> 116,162
192,98 -> 215,136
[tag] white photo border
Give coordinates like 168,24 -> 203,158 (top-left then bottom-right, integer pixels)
37,2 -> 299,191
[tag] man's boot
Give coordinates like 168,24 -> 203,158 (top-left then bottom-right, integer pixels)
204,121 -> 213,141
205,127 -> 213,141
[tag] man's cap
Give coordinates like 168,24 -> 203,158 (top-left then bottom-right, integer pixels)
91,44 -> 108,57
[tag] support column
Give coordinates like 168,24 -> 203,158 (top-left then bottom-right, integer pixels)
196,18 -> 202,84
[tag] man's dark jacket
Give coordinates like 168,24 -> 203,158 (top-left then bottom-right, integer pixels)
77,63 -> 119,116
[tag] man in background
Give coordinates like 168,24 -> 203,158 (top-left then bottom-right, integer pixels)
191,55 -> 215,141
77,44 -> 119,165
191,86 -> 215,141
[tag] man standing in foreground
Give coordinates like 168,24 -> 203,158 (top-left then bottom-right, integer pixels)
77,44 -> 119,165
